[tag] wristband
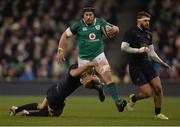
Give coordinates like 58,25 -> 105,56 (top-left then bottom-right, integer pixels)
58,48 -> 63,53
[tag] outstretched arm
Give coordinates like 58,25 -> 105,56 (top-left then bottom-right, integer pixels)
148,45 -> 171,69
56,28 -> 73,63
70,61 -> 98,77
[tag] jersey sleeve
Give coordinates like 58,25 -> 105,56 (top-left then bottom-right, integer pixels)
69,64 -> 78,70
123,29 -> 133,44
69,22 -> 79,35
68,64 -> 78,76
100,18 -> 107,27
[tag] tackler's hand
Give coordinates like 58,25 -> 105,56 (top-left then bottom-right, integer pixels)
88,60 -> 98,67
92,74 -> 101,84
80,75 -> 94,86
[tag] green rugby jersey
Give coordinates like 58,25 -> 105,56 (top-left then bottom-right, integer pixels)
70,18 -> 107,60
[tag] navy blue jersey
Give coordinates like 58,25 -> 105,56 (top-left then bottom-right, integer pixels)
58,64 -> 82,98
47,64 -> 81,110
123,26 -> 152,65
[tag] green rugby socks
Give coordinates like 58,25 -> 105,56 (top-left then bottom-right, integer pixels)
93,83 -> 103,90
107,82 -> 120,102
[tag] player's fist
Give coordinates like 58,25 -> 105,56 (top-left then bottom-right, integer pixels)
92,75 -> 101,84
80,75 -> 94,86
107,25 -> 119,35
56,51 -> 65,63
88,60 -> 98,67
138,47 -> 150,53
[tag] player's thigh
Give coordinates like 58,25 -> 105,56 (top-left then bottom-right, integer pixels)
78,57 -> 90,67
139,84 -> 152,96
149,76 -> 162,93
94,52 -> 111,74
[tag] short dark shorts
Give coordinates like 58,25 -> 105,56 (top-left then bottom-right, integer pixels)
46,84 -> 65,110
129,63 -> 158,86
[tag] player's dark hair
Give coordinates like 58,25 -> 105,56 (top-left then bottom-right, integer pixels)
137,11 -> 151,19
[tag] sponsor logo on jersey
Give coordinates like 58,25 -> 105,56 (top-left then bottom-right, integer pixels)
95,25 -> 100,30
82,27 -> 87,31
89,33 -> 96,40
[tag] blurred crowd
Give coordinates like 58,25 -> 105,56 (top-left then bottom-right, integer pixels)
0,0 -> 179,81
146,0 -> 180,79
0,0 -> 121,81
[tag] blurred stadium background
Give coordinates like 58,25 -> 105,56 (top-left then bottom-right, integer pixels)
0,0 -> 179,94
0,0 -> 180,126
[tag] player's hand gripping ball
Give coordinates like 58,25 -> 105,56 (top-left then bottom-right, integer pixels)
102,23 -> 117,39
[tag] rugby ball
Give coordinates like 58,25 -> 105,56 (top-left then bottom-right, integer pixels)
102,23 -> 116,39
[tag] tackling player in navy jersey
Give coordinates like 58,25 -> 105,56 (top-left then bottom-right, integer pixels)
121,11 -> 170,120
9,61 -> 105,117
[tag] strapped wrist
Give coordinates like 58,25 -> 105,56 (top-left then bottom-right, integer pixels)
58,48 -> 63,53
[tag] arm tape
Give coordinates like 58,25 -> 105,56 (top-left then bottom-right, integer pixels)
65,27 -> 73,37
148,51 -> 163,63
121,42 -> 140,53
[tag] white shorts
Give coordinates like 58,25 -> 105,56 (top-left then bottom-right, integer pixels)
78,52 -> 111,74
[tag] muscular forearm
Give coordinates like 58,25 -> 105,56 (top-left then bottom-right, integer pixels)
58,27 -> 73,51
70,65 -> 90,77
58,32 -> 68,50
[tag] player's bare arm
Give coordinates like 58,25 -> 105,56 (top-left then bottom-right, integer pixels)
56,28 -> 73,63
80,74 -> 100,86
70,61 -> 98,77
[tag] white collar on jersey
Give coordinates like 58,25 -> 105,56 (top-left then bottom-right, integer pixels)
137,25 -> 143,31
83,18 -> 96,26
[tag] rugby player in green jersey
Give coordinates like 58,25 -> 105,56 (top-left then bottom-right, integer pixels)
56,6 -> 127,112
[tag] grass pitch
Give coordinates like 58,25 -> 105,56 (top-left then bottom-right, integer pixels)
0,95 -> 180,126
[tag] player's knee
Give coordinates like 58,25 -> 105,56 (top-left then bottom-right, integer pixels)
48,103 -> 65,117
52,110 -> 63,117
100,67 -> 113,84
49,109 -> 64,117
154,86 -> 162,95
